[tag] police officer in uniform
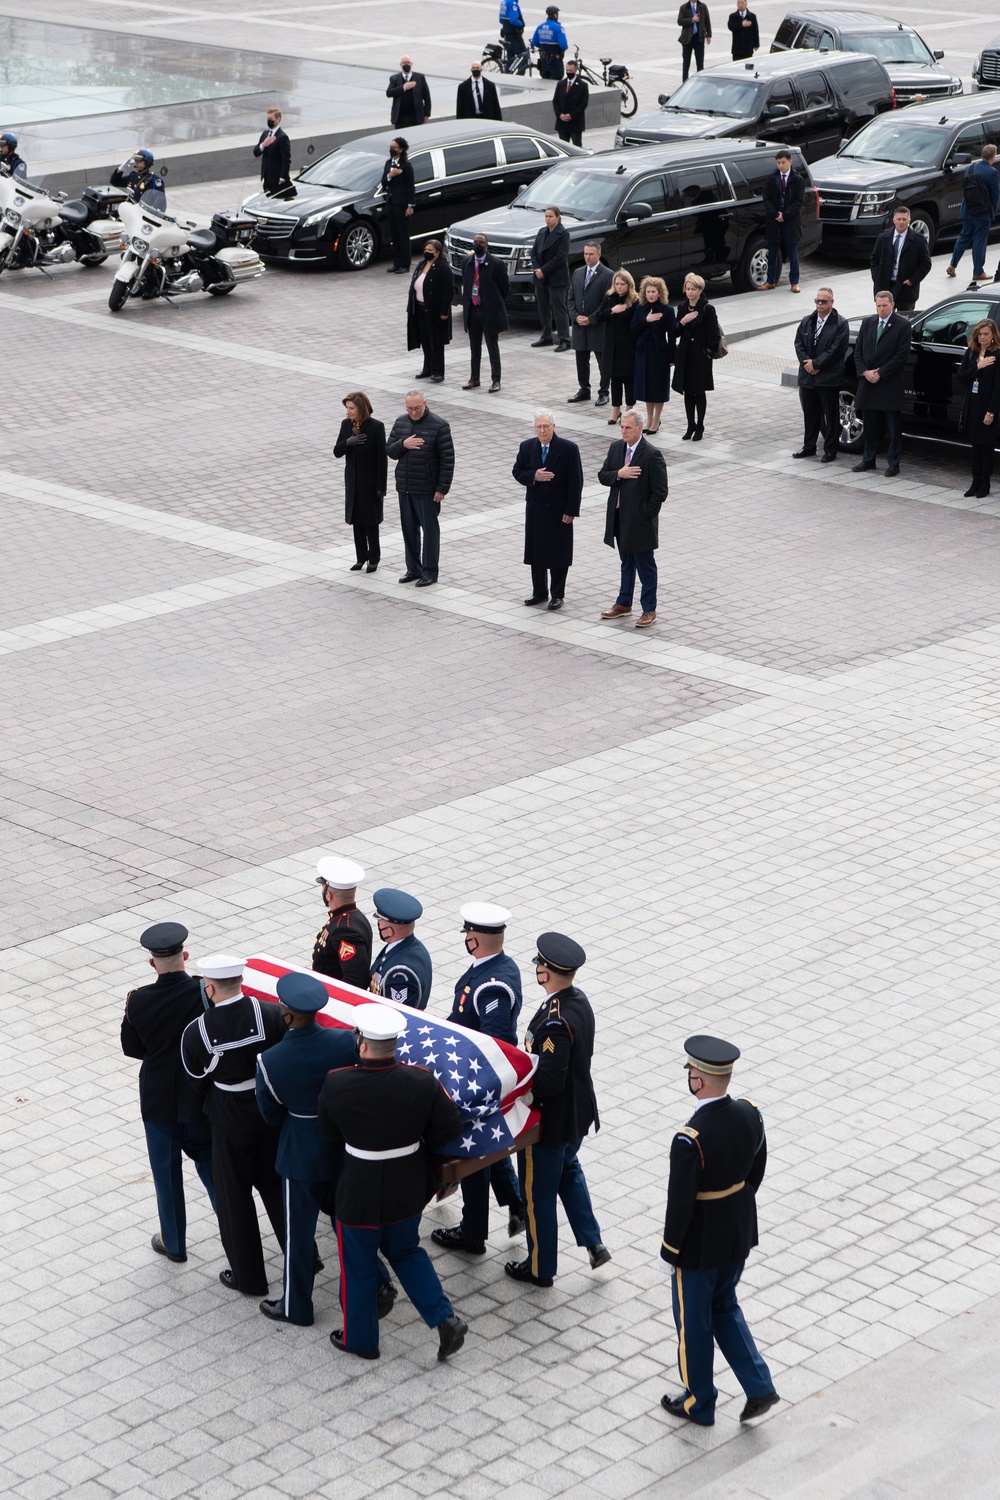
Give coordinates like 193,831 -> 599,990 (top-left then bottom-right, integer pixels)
505,932 -> 610,1286
532,6 -> 569,79
120,922 -> 215,1263
659,1035 -> 779,1427
311,855 -> 372,991
180,955 -> 286,1297
432,903 -> 526,1255
111,148 -> 167,210
499,0 -> 529,70
318,1003 -> 469,1362
0,132 -> 27,179
369,888 -> 432,1009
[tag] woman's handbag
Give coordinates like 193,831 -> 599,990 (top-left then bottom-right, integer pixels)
712,329 -> 729,359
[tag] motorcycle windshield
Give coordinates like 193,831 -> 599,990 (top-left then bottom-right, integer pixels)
139,187 -> 167,212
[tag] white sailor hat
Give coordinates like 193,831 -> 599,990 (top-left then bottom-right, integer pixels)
354,1002 -> 404,1041
198,954 -> 245,980
461,902 -> 511,933
315,856 -> 365,890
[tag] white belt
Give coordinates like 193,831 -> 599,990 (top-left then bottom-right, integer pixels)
214,1079 -> 257,1093
345,1141 -> 421,1161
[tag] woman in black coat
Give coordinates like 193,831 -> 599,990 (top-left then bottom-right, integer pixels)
333,390 -> 387,571
631,275 -> 676,435
406,239 -> 453,382
594,268 -> 639,425
380,136 -> 415,273
671,272 -> 722,441
956,318 -> 1000,497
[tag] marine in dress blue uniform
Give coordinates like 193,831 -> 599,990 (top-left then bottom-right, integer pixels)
659,1035 -> 779,1427
310,855 -> 373,991
120,922 -> 216,1263
431,903 -> 526,1255
368,888 -> 432,1010
505,933 -> 610,1286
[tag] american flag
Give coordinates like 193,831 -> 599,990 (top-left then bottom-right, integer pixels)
243,955 -> 539,1160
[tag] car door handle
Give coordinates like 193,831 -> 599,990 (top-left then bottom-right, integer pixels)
429,191 -> 442,197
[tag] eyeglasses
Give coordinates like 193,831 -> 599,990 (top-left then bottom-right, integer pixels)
814,298 -> 832,305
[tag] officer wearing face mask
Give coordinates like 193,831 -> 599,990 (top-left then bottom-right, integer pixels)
456,60 -> 503,121
368,888 -> 433,1010
461,234 -> 510,393
253,107 -> 292,197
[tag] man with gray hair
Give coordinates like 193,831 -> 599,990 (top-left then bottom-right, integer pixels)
792,286 -> 849,463
386,390 -> 455,587
512,409 -> 583,610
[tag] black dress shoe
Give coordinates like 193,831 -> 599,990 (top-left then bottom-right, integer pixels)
414,370 -> 430,379
976,485 -> 992,497
399,572 -> 420,583
508,1210 -> 526,1237
429,375 -> 444,383
884,465 -> 900,477
964,484 -> 978,497
437,1314 -> 468,1361
259,1299 -> 289,1322
489,381 -> 501,393
431,1225 -> 487,1255
377,1282 -> 397,1320
151,1233 -> 186,1263
531,337 -> 553,348
547,597 -> 563,611
566,390 -> 591,403
661,1392 -> 713,1426
349,560 -> 365,571
587,1243 -> 611,1269
415,576 -> 436,587
595,393 -> 610,407
524,594 -> 548,606
313,1244 -> 324,1273
820,453 -> 837,463
366,562 -> 378,573
554,340 -> 572,352
851,460 -> 876,472
504,1258 -> 553,1288
792,448 -> 816,459
330,1329 -> 379,1359
740,1391 -> 780,1423
220,1269 -> 267,1296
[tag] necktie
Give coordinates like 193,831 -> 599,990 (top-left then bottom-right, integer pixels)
474,80 -> 481,109
617,445 -> 635,508
781,174 -> 787,196
585,266 -> 593,288
541,444 -> 549,465
892,233 -> 903,278
876,319 -> 886,343
472,259 -> 480,305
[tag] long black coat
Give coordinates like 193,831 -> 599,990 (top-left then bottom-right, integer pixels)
513,432 -> 583,569
671,296 -> 720,396
553,75 -> 589,129
461,251 -> 510,333
633,302 -> 677,402
456,75 -> 502,120
869,226 -> 932,311
333,416 -> 387,526
594,293 -> 639,378
531,223 -> 571,288
762,167 -> 805,246
854,311 -> 912,411
599,434 -> 668,554
956,347 -> 1000,446
406,257 -> 453,351
727,7 -> 759,58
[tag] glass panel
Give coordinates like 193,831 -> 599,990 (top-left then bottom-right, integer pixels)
442,140 -> 497,176
503,135 -> 541,164
623,176 -> 668,215
672,166 -> 725,209
410,152 -> 434,184
664,75 -> 764,117
841,117 -> 949,167
840,30 -> 934,66
917,300 -> 990,347
767,79 -> 798,111
799,71 -> 833,109
300,149 -> 383,190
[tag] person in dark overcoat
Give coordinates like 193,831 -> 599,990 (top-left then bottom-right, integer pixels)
407,239 -> 453,382
530,205 -> 571,349
671,273 -> 721,440
456,62 -> 503,120
334,391 -> 387,572
632,275 -> 676,435
594,268 -> 639,424
253,107 -> 292,196
599,409 -> 669,629
851,290 -> 912,477
553,60 -> 588,146
386,57 -> 432,127
512,411 -> 583,611
761,149 -> 805,291
956,317 -> 1000,497
381,137 -> 416,273
869,204 -> 932,313
727,1 -> 758,60
567,243 -> 612,404
461,233 -> 510,391
793,286 -> 850,462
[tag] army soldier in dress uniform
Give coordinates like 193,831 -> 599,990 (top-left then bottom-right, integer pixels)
311,856 -> 372,990
120,922 -> 216,1263
180,955 -> 286,1297
506,932 -> 610,1286
659,1035 -> 779,1427
318,1003 -> 469,1362
368,888 -> 432,1009
432,903 -> 525,1256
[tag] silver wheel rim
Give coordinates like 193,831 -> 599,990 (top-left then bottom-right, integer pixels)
910,217 -> 932,244
839,391 -> 863,446
345,225 -> 374,268
748,245 -> 770,288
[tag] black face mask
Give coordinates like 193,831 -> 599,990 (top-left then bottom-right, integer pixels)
267,118 -> 278,129
474,242 -> 487,255
424,249 -> 434,260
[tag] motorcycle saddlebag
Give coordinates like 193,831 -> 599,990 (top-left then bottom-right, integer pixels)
211,211 -> 258,247
214,244 -> 265,282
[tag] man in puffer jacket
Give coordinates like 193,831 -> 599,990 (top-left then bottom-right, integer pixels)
386,390 -> 456,587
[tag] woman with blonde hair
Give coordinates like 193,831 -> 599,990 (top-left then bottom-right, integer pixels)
671,271 -> 722,441
334,391 -> 387,571
957,318 -> 1000,497
594,268 -> 640,425
631,274 -> 676,436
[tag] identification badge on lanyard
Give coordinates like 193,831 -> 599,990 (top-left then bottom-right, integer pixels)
973,380 -> 980,394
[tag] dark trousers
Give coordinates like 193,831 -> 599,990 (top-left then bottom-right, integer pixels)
530,562 -> 568,600
418,308 -> 446,377
611,374 -> 635,408
459,1155 -> 523,1241
971,443 -> 995,491
518,1139 -> 602,1281
468,305 -> 502,382
950,213 -> 991,276
862,407 -> 902,467
670,1260 -> 775,1425
388,203 -> 411,269
766,228 -> 799,286
683,391 -> 707,433
143,1120 -> 215,1258
501,22 -> 529,69
399,491 -> 440,581
352,523 -> 380,565
213,1117 -> 285,1295
575,348 -> 607,395
617,546 -> 658,612
799,385 -> 840,457
537,51 -> 564,80
338,1215 -> 452,1353
556,120 -> 584,148
681,35 -> 706,80
535,279 -> 569,342
280,1176 -> 334,1325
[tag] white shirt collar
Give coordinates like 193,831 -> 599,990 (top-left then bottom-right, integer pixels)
383,937 -> 403,953
692,1091 -> 729,1111
212,994 -> 244,1008
469,952 -> 499,967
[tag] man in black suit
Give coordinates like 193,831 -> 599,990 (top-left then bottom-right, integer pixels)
530,205 -> 572,351
456,61 -> 503,120
387,57 -> 432,128
598,410 -> 669,630
553,59 -> 588,147
461,234 -> 510,392
567,243 -> 612,405
727,1 -> 759,59
513,410 -> 584,610
677,2 -> 712,81
253,107 -> 292,196
851,291 -> 913,478
762,150 -> 805,291
869,204 -> 932,314
793,286 -> 850,462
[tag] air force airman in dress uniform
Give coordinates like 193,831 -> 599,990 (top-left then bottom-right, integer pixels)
368,888 -> 432,1009
659,1035 -> 779,1427
311,856 -> 373,991
120,922 -> 216,1263
180,955 -> 285,1296
432,903 -> 526,1255
506,932 -> 610,1286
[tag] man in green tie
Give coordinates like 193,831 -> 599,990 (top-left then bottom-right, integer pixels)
851,291 -> 912,479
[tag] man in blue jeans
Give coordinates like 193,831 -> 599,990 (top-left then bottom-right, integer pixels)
948,144 -> 1000,287
598,411 -> 668,631
386,390 -> 455,588
762,150 -> 805,292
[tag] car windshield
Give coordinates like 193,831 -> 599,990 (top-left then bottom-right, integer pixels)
298,149 -> 384,191
840,118 -> 948,167
513,168 -> 623,219
662,76 -> 762,117
841,31 -> 935,66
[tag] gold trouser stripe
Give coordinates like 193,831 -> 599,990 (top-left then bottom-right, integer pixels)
524,1146 -> 539,1278
695,1180 -> 746,1201
676,1267 -> 697,1414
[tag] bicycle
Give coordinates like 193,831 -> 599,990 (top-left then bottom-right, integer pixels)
570,46 -> 638,118
481,38 -> 537,77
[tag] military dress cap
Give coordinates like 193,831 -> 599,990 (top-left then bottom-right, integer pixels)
534,931 -> 586,974
684,1034 -> 741,1076
461,901 -> 511,933
373,888 -> 423,923
139,921 -> 188,956
197,954 -> 244,980
315,855 -> 365,890
354,1002 -> 404,1041
276,971 -> 329,1013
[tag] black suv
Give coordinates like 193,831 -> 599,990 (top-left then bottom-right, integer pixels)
615,51 -> 893,162
446,139 -> 821,308
812,96 -> 1000,257
242,121 -> 585,270
973,33 -> 1000,92
771,11 -> 962,107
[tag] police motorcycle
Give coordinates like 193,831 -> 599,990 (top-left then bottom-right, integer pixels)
0,172 -> 127,277
109,198 -> 264,311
